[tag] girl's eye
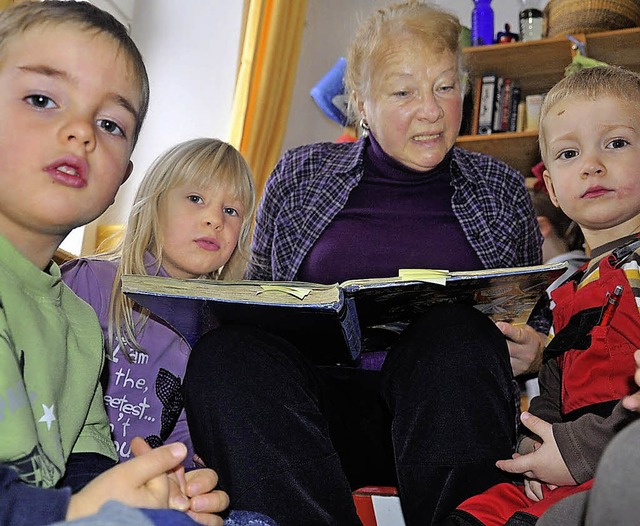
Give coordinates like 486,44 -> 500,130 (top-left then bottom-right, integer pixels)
223,207 -> 239,217
97,119 -> 125,137
25,94 -> 56,109
557,150 -> 578,160
608,138 -> 629,149
187,195 -> 204,204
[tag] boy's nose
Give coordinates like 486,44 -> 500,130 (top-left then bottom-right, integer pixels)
61,118 -> 96,150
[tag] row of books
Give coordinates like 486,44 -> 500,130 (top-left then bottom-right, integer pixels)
475,75 -> 522,135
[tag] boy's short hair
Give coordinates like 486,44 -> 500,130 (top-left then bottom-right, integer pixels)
539,66 -> 640,163
0,0 -> 149,145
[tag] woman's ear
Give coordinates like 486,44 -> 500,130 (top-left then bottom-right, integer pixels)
543,169 -> 560,207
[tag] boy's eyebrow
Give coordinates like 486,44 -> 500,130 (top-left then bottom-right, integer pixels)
18,64 -> 139,122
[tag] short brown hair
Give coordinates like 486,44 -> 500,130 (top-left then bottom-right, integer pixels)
0,0 -> 149,145
539,66 -> 640,164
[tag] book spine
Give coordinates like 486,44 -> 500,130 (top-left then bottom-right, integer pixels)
499,78 -> 513,132
492,77 -> 504,133
508,86 -> 521,132
478,75 -> 496,135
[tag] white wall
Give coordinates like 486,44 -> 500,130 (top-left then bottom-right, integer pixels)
63,0 -> 547,254
63,0 -> 244,254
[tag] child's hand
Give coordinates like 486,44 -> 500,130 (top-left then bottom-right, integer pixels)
131,439 -> 229,526
496,412 -> 576,488
622,350 -> 640,412
496,322 -> 545,376
66,438 -> 187,520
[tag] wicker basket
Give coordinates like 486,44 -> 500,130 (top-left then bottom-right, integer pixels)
544,0 -> 640,37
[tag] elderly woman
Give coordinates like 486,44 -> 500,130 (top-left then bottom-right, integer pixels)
184,2 -> 548,525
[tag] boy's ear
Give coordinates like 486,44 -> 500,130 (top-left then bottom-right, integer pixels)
123,161 -> 134,184
543,169 -> 560,207
537,215 -> 553,239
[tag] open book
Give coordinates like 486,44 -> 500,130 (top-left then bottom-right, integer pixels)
122,262 -> 567,364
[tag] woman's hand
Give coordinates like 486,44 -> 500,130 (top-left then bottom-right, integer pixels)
496,322 -> 546,377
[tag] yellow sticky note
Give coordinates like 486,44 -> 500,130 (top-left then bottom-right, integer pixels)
257,285 -> 312,300
398,269 -> 448,285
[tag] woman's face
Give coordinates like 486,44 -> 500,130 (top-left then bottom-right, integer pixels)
358,37 -> 463,171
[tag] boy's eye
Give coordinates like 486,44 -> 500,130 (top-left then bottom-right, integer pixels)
187,195 -> 204,204
97,119 -> 125,137
557,150 -> 578,160
608,138 -> 629,149
25,94 -> 57,109
224,207 -> 240,217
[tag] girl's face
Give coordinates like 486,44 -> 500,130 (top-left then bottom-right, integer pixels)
357,36 -> 463,171
158,182 -> 244,279
543,96 -> 640,249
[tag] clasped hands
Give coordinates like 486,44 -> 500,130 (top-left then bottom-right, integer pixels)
67,437 -> 228,525
496,411 -> 576,502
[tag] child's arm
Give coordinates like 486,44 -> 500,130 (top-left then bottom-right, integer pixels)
0,463 -> 72,525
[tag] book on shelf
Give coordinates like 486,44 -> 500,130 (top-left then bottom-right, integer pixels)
477,74 -> 497,135
122,262 -> 568,365
491,76 -> 504,133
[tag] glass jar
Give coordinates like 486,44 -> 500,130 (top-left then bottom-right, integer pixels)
519,0 -> 544,41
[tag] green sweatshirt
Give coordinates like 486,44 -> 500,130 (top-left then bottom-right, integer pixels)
0,235 -> 116,488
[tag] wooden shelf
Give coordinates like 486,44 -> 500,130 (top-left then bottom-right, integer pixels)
457,130 -> 540,177
456,26 -> 640,177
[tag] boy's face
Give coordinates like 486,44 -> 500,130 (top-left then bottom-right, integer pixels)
0,23 -> 140,262
542,95 -> 640,248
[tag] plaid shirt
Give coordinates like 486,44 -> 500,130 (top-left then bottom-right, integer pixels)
247,137 -> 549,331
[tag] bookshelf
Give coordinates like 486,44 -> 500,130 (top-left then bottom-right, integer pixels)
456,26 -> 640,178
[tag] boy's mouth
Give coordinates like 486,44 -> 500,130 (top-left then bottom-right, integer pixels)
45,156 -> 88,188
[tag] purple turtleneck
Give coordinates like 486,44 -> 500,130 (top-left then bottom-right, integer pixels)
296,135 -> 483,285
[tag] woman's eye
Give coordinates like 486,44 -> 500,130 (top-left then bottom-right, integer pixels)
25,94 -> 56,109
187,195 -> 204,204
223,206 -> 239,217
97,119 -> 125,137
393,90 -> 409,98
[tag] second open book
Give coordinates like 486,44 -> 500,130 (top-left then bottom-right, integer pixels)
122,262 -> 567,365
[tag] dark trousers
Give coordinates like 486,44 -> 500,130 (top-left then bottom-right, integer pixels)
183,304 -> 516,526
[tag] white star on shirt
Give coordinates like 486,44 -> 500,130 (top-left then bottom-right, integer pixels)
39,404 -> 56,431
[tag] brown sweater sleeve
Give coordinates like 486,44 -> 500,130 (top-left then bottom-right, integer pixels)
528,358 -> 640,483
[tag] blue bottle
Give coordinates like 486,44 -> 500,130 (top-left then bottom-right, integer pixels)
472,0 -> 494,46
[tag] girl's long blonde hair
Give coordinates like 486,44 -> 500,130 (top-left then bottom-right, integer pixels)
102,138 -> 255,357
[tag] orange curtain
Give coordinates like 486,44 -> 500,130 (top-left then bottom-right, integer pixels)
230,0 -> 307,197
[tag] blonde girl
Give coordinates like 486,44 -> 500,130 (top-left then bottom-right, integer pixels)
62,138 -> 255,465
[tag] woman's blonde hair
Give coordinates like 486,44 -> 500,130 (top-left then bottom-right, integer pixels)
539,66 -> 640,164
344,0 -> 465,124
102,138 -> 255,357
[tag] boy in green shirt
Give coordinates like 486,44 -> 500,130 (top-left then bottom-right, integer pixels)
0,2 -> 227,524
